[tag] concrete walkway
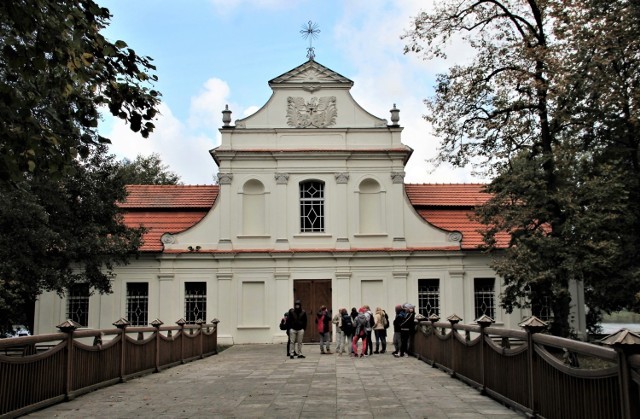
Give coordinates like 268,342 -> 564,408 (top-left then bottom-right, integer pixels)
26,344 -> 524,418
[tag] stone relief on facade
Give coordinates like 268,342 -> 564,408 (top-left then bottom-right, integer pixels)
390,172 -> 405,184
302,84 -> 322,93
448,232 -> 463,242
286,96 -> 337,128
217,172 -> 233,185
274,172 -> 290,184
161,233 -> 175,244
334,172 -> 349,184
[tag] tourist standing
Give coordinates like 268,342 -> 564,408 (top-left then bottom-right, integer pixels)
279,311 -> 292,357
317,305 -> 332,354
396,303 -> 415,357
340,308 -> 354,355
392,304 -> 404,356
288,300 -> 307,359
333,308 -> 345,355
352,307 -> 369,357
363,305 -> 374,355
373,306 -> 387,354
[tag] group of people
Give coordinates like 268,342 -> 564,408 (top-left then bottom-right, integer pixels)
280,300 -> 417,359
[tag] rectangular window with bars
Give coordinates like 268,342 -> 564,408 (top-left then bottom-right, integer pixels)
418,279 -> 440,317
126,282 -> 149,326
474,278 -> 495,320
300,181 -> 324,232
185,282 -> 207,324
67,283 -> 90,327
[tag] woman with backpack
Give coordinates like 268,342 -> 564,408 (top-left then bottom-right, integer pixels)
373,307 -> 388,354
352,307 -> 369,357
340,308 -> 354,355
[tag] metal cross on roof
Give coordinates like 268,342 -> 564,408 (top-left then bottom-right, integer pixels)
300,21 -> 320,60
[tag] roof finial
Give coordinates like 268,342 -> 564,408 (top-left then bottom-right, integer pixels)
300,21 -> 320,61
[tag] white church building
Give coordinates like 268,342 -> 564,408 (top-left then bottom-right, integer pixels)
34,59 -> 586,344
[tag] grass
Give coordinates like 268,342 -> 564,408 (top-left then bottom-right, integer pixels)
601,310 -> 640,323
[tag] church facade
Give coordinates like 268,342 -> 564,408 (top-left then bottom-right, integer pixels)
34,59 -> 586,343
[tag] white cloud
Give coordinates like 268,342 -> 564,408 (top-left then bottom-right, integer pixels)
209,0 -> 290,15
334,1 -> 480,184
189,78 -> 231,131
106,101 -> 220,185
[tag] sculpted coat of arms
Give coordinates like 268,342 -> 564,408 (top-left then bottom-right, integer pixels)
286,96 -> 337,128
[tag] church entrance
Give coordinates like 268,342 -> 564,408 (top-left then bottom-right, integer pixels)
293,279 -> 331,343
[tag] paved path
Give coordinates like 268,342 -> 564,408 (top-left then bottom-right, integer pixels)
27,344 -> 524,418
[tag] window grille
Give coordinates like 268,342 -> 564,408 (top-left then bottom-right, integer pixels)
185,282 -> 207,323
300,181 -> 324,232
532,296 -> 553,322
474,278 -> 495,319
418,279 -> 440,317
126,282 -> 149,326
67,283 -> 90,327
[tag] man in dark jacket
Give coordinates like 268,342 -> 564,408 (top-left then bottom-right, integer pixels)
288,300 -> 307,359
391,304 -> 404,356
396,303 -> 415,358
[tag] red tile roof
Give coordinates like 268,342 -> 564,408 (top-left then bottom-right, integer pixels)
406,184 -> 508,250
123,212 -> 211,252
119,185 -> 218,251
404,184 -> 490,206
120,185 -> 218,208
119,183 -> 508,252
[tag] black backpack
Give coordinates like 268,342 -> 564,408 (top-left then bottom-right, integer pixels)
341,314 -> 354,334
383,312 -> 389,329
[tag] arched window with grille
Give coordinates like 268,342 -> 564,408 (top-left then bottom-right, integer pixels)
299,180 -> 324,233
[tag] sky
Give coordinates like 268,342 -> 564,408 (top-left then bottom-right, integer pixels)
100,0 -> 479,185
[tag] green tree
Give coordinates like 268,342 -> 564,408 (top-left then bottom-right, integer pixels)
0,0 -> 160,183
404,0 -> 639,336
552,0 -> 640,330
116,153 -> 181,185
0,146 -> 144,334
0,0 -> 158,334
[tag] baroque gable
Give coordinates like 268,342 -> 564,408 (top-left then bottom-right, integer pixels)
269,60 -> 353,88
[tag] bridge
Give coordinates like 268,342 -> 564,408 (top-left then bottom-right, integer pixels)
1,316 -> 639,418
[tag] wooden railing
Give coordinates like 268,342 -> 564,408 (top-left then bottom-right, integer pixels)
412,315 -> 640,419
0,318 -> 220,418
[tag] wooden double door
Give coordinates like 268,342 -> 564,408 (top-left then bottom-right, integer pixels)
293,279 -> 331,343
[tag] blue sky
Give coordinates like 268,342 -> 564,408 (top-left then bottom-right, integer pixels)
101,0 -> 477,184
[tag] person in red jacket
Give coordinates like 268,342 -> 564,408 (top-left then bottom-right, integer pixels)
316,305 -> 332,354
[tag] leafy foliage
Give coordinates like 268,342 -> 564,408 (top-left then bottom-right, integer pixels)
0,146 -> 144,334
0,0 -> 160,183
0,1 -> 158,334
116,153 -> 181,185
404,0 -> 640,336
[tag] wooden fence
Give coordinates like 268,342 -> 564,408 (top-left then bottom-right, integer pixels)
412,315 -> 640,419
0,318 -> 219,418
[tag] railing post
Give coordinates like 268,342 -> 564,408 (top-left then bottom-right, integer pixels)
56,319 -> 80,400
196,319 -> 204,359
601,328 -> 640,419
113,318 -> 130,382
520,316 -> 547,415
151,319 -> 163,373
447,314 -> 462,378
476,315 -> 494,395
176,318 -> 187,363
428,314 -> 440,367
212,318 -> 220,354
